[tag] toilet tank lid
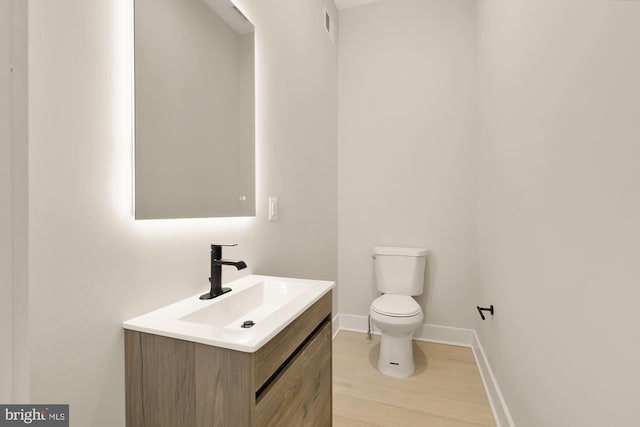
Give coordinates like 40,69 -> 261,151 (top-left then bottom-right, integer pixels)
373,246 -> 427,257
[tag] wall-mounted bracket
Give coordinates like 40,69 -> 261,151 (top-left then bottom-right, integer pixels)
477,305 -> 494,320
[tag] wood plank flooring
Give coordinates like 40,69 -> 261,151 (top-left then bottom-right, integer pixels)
333,331 -> 496,427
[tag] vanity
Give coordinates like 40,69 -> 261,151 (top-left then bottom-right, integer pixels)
123,275 -> 334,426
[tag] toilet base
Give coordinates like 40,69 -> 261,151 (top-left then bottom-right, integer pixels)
378,333 -> 415,378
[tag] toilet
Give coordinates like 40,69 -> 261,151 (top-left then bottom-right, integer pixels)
369,246 -> 427,378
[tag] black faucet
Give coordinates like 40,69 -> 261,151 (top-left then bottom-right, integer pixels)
200,244 -> 247,300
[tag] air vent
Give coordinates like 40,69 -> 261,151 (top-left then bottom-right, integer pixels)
324,7 -> 336,43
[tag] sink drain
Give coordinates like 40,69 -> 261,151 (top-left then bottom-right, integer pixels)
241,320 -> 255,328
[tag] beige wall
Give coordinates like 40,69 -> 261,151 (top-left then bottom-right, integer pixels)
476,1 -> 640,425
2,0 -> 28,403
27,0 -> 337,425
338,0 -> 478,328
1,0 -> 12,402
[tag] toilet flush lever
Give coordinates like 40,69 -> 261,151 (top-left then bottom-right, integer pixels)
477,305 -> 494,320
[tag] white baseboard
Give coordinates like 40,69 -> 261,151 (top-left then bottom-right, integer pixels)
332,313 -> 514,427
332,314 -> 340,340
335,313 -> 474,347
470,330 -> 515,427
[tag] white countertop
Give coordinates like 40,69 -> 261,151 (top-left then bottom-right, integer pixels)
123,275 -> 334,352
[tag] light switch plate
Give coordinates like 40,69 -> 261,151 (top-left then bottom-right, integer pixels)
268,197 -> 278,221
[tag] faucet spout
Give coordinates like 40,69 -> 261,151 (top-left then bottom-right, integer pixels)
212,259 -> 247,270
200,244 -> 247,300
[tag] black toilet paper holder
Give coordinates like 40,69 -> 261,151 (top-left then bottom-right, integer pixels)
477,305 -> 494,320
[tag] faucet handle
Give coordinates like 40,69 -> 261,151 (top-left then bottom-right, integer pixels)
211,243 -> 238,249
211,243 -> 239,258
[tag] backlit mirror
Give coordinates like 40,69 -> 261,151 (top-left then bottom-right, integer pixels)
134,0 -> 255,219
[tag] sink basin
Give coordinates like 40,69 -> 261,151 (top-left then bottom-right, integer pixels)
123,275 -> 334,352
181,280 -> 310,329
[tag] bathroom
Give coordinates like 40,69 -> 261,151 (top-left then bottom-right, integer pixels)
2,0 -> 639,426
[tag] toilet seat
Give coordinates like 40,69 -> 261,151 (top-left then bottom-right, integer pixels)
371,294 -> 421,318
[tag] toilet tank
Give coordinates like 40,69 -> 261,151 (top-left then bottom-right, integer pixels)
373,247 -> 427,296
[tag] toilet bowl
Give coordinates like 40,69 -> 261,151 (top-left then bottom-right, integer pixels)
370,294 -> 423,377
369,247 -> 427,378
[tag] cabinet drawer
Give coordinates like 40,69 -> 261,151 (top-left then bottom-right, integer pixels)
254,321 -> 332,427
254,291 -> 331,392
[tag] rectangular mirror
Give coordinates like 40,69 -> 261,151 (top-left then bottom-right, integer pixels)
134,0 -> 255,219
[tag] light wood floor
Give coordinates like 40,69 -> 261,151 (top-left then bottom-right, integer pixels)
332,331 -> 496,427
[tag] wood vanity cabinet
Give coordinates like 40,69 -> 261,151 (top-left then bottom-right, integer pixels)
125,291 -> 332,427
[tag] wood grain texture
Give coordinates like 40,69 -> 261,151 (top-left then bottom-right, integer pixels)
124,330 -> 144,426
125,331 -> 255,427
195,343 -> 254,426
254,291 -> 332,391
332,331 -> 496,427
299,321 -> 332,427
255,321 -> 332,427
125,330 -> 196,427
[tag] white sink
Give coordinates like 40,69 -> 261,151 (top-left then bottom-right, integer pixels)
123,275 -> 334,352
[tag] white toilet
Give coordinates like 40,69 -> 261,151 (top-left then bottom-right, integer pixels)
369,246 -> 427,378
